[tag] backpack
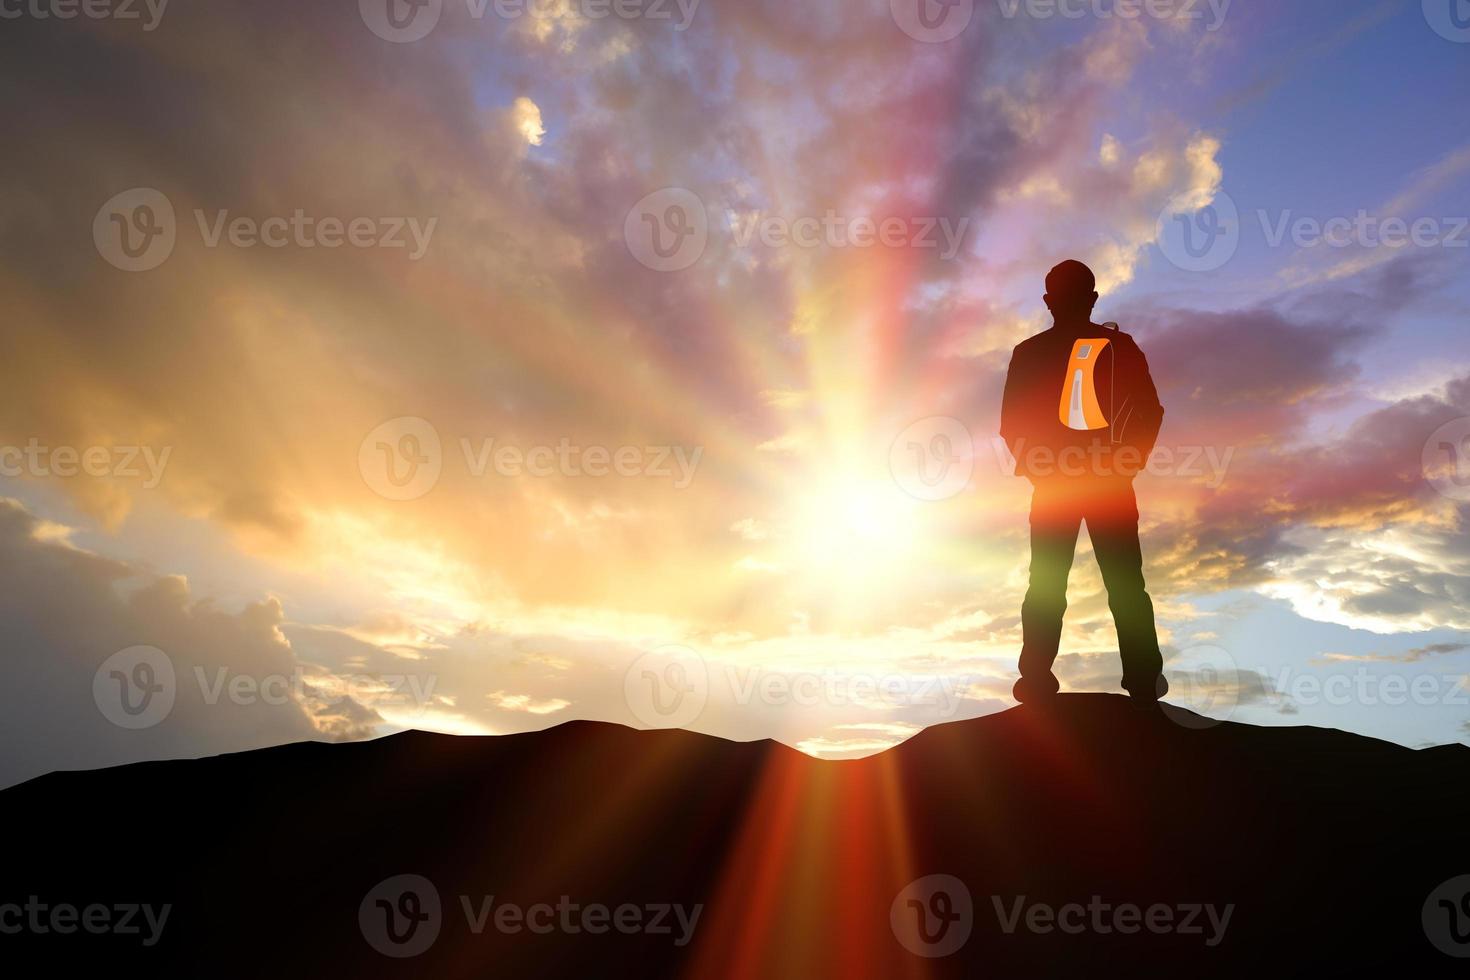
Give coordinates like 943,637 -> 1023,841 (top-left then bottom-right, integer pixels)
1057,323 -> 1132,442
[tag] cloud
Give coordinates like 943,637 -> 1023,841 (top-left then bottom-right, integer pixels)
299,682 -> 385,742
1277,142 -> 1470,287
1,0 -> 1463,772
512,96 -> 547,146
1165,666 -> 1283,711
0,1 -> 1228,616
487,691 -> 572,715
1122,300 -> 1377,453
0,499 -> 322,789
1314,643 -> 1470,665
1083,259 -> 1470,625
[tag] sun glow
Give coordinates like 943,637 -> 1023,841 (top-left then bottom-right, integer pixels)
786,473 -> 924,594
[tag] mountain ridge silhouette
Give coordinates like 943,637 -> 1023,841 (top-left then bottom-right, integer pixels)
4,694 -> 1467,976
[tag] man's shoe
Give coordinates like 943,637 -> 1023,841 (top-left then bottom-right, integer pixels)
1124,674 -> 1169,707
1013,674 -> 1060,704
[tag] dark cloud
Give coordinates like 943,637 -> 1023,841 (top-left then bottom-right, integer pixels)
1126,305 -> 1373,448
0,499 -> 321,789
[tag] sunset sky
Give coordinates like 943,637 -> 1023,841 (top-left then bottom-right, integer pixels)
1,0 -> 1468,787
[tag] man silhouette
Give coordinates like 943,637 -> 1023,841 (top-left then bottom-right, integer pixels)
1001,260 -> 1167,704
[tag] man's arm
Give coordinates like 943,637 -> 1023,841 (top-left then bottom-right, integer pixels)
999,345 -> 1029,473
1118,334 -> 1164,462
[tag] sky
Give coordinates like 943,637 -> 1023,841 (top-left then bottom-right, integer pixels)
0,0 -> 1468,788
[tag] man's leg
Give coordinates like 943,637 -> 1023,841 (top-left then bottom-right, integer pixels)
1017,483 -> 1082,701
1085,481 -> 1165,699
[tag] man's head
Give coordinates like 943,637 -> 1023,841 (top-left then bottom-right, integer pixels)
1044,260 -> 1098,322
